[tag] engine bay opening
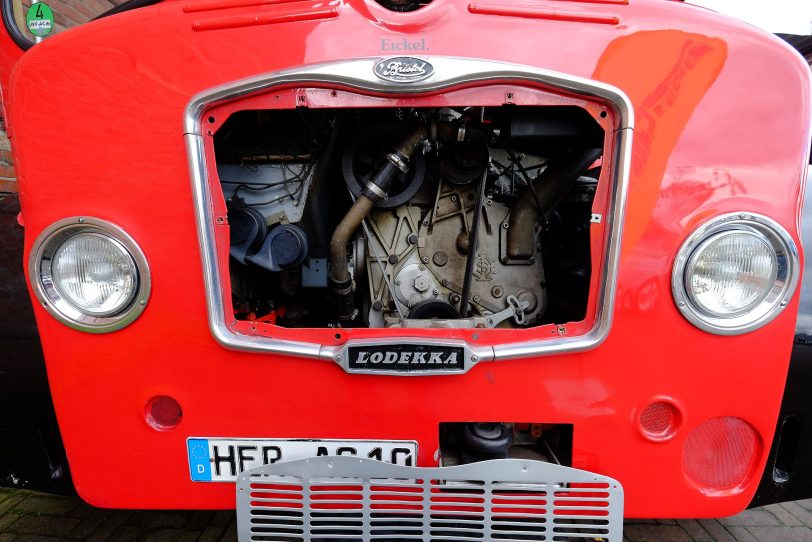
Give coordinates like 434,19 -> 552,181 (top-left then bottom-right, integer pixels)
214,105 -> 605,330
439,422 -> 574,467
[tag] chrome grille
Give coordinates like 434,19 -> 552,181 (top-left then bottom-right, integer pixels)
236,457 -> 623,541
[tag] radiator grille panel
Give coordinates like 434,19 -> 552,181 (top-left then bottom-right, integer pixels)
237,457 -> 623,541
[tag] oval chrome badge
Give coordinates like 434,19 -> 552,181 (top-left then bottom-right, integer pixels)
374,57 -> 434,83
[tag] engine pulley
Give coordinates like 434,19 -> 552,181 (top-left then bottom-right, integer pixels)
438,125 -> 490,185
342,123 -> 427,208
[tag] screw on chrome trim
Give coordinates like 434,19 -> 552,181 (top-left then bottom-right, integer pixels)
139,300 -> 146,306
335,355 -> 342,362
78,217 -> 85,223
421,256 -> 429,264
471,355 -> 478,362
781,300 -> 788,306
502,223 -> 509,229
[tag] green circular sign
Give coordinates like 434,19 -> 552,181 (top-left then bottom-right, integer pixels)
25,3 -> 54,38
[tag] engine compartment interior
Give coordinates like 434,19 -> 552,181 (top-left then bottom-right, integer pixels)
214,105 -> 605,329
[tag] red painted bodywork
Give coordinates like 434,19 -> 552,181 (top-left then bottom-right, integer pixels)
3,0 -> 811,517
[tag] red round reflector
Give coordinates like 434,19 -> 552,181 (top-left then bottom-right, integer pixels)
145,395 -> 183,431
682,417 -> 759,492
639,401 -> 680,441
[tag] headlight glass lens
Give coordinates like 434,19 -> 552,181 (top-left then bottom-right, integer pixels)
51,233 -> 138,316
686,231 -> 778,317
672,213 -> 799,335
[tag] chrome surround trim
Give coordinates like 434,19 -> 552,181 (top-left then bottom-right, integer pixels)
184,57 -> 633,366
671,212 -> 800,335
29,216 -> 151,333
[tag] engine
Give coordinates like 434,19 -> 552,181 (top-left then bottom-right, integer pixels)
217,106 -> 604,329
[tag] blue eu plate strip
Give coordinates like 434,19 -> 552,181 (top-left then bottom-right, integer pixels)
188,439 -> 212,481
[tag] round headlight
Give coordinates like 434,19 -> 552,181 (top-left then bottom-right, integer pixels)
672,213 -> 799,335
51,233 -> 138,316
31,218 -> 150,333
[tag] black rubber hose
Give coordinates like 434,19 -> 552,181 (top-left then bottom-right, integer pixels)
459,167 -> 487,318
329,124 -> 427,321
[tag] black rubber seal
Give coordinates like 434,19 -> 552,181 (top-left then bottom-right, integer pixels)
2,0 -> 33,51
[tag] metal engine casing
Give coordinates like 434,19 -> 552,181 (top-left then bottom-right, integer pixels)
364,180 -> 546,327
420,181 -> 546,323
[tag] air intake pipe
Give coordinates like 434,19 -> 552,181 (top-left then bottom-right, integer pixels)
506,147 -> 602,260
330,123 -> 429,321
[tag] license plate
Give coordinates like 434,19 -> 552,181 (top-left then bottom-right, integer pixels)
187,437 -> 418,482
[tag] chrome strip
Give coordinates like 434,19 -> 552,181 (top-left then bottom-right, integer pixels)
492,125 -> 631,360
184,57 -> 634,365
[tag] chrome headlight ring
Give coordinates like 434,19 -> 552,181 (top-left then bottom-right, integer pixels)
30,217 -> 151,333
672,212 -> 799,335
